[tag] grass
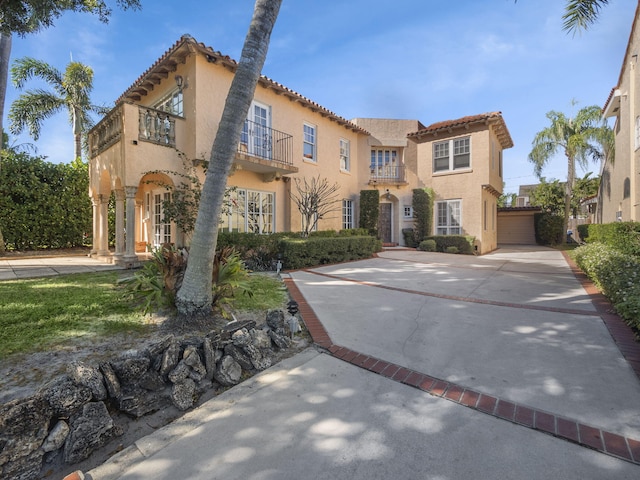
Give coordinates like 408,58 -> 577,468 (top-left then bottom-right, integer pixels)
0,270 -> 289,359
0,271 -> 149,359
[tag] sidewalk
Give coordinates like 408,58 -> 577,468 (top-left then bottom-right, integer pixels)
0,255 -> 123,280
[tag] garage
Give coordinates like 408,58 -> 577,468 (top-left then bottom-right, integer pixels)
497,207 -> 540,245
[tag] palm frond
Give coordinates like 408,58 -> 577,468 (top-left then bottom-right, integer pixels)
8,90 -> 64,139
562,0 -> 610,35
11,57 -> 63,90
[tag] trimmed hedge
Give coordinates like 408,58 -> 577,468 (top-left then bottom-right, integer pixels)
577,222 -> 640,257
534,213 -> 563,245
571,243 -> 640,330
419,235 -> 474,254
413,188 -> 434,243
279,236 -> 382,270
402,228 -> 417,248
359,190 -> 379,236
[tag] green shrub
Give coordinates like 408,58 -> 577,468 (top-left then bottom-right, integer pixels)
571,243 -> 640,329
413,188 -> 434,243
417,239 -> 436,252
534,213 -> 563,245
402,228 -> 417,248
217,231 -> 291,271
579,222 -> 640,256
577,224 -> 590,243
359,190 -> 379,236
279,236 -> 381,270
445,246 -> 459,254
422,235 -> 474,255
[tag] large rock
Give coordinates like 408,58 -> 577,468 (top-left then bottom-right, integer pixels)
41,420 -> 70,453
213,355 -> 242,386
0,395 -> 52,478
231,328 -> 252,347
64,402 -> 117,464
160,338 -> 182,379
171,379 -> 197,411
138,369 -> 166,392
68,361 -> 107,401
268,330 -> 292,350
99,362 -> 121,399
222,319 -> 256,339
243,344 -> 272,371
183,346 -> 206,378
251,329 -> 272,349
265,309 -> 285,331
117,387 -> 163,418
203,337 -> 223,381
111,355 -> 151,385
224,344 -> 254,371
168,361 -> 191,384
40,375 -> 92,417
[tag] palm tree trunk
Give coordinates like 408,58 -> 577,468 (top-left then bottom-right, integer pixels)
564,152 -> 575,244
175,0 -> 282,318
0,33 -> 12,254
73,107 -> 82,161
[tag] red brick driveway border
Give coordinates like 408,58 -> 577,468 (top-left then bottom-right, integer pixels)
282,256 -> 640,466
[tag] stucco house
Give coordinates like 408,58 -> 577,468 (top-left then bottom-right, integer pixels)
88,35 -> 513,264
601,2 -> 640,223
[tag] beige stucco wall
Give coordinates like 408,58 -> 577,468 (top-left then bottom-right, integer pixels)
413,124 -> 503,254
601,9 -> 640,223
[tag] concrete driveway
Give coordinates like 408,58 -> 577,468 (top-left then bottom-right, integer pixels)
88,246 -> 640,480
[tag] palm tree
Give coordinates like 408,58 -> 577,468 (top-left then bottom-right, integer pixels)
528,105 -> 613,241
9,58 -> 107,162
175,0 -> 282,318
562,0 -> 611,34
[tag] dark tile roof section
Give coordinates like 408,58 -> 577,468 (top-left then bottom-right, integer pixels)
116,34 -> 369,135
407,112 -> 514,150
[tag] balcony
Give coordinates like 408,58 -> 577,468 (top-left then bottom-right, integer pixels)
234,119 -> 298,179
369,164 -> 407,186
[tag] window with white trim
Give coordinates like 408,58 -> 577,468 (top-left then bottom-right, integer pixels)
436,200 -> 462,235
433,136 -> 470,172
403,206 -> 413,218
340,138 -> 350,171
303,123 -> 316,161
342,200 -> 354,229
221,188 -> 274,234
154,90 -> 183,117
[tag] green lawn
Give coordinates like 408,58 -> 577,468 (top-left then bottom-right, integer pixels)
0,271 -> 288,359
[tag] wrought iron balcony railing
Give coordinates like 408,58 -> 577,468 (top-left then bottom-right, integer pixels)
238,119 -> 293,166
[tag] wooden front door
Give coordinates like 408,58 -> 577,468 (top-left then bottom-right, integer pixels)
378,203 -> 392,244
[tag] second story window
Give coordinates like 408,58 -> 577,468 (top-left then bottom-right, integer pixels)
340,138 -> 350,171
303,123 -> 316,162
433,136 -> 471,172
154,90 -> 183,117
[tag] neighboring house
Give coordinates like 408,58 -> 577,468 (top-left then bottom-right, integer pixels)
516,184 -> 537,207
88,35 -> 513,264
601,3 -> 640,224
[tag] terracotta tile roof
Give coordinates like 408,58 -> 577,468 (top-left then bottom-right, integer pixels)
116,34 -> 369,135
407,111 -> 514,150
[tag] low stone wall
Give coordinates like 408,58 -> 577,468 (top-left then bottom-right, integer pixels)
0,310 -> 298,480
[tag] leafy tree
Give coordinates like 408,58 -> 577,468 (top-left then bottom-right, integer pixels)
175,0 -> 282,318
528,104 -> 612,241
0,1 -> 141,254
530,178 -> 565,215
498,192 -> 517,208
9,58 -> 107,161
290,175 -> 341,238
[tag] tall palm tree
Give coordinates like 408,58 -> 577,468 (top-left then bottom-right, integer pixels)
175,0 -> 282,318
9,58 -> 106,162
529,105 -> 613,241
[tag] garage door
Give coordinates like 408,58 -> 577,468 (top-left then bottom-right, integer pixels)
498,213 -> 536,244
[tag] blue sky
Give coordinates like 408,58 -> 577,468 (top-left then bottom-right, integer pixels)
3,0 -> 637,194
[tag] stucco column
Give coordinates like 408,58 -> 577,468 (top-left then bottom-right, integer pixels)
123,186 -> 138,261
97,194 -> 109,256
114,189 -> 125,258
90,197 -> 98,255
